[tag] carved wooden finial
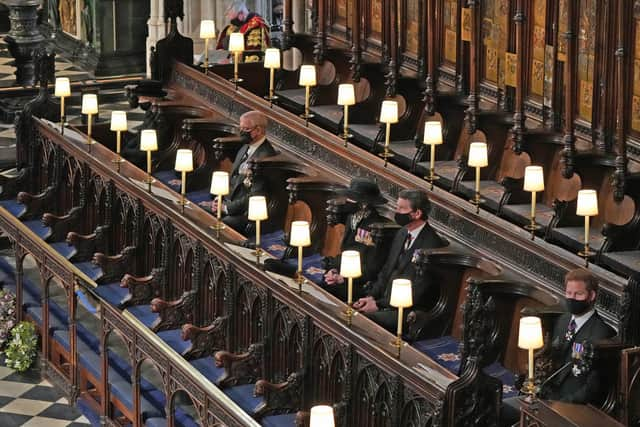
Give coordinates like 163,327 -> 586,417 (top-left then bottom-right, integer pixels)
33,48 -> 56,89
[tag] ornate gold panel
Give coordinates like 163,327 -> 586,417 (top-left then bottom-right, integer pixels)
505,52 -> 517,87
577,0 -> 596,121
406,0 -> 419,54
461,8 -> 471,41
371,0 -> 382,34
443,0 -> 458,64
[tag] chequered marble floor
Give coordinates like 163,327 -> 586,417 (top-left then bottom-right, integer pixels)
0,363 -> 92,426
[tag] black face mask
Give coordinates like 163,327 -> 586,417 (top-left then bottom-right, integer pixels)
139,101 -> 152,111
566,298 -> 591,315
394,212 -> 413,227
239,130 -> 252,144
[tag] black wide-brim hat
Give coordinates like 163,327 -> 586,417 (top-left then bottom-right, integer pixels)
337,178 -> 387,205
133,79 -> 167,98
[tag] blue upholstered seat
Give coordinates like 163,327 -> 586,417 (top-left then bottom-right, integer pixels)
414,336 -> 518,399
223,384 -> 264,415
94,282 -> 129,307
108,350 -> 133,380
153,170 -> 181,191
187,189 -> 213,212
77,322 -> 100,353
190,357 -> 225,385
76,396 -> 102,426
50,241 -> 78,260
23,220 -> 52,240
127,305 -> 159,328
52,329 -> 71,352
109,367 -> 134,409
0,199 -> 26,218
77,339 -> 102,380
260,230 -> 287,259
261,413 -> 297,427
25,305 -> 43,326
157,329 -> 191,354
141,388 -> 166,418
74,262 -> 104,281
145,417 -> 168,427
174,407 -> 200,427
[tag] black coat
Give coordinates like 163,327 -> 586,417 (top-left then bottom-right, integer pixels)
225,139 -> 277,216
367,222 -> 446,309
545,311 -> 616,403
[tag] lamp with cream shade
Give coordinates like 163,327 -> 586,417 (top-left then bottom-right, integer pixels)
210,171 -> 229,236
264,48 -> 280,105
467,142 -> 488,213
299,65 -> 317,124
110,111 -> 127,171
337,83 -> 355,145
423,121 -> 443,189
228,32 -> 244,88
389,279 -> 412,358
174,149 -> 194,212
140,129 -> 158,192
55,77 -> 70,135
379,100 -> 398,167
523,165 -> 545,239
248,196 -> 268,260
290,220 -> 311,292
200,20 -> 216,70
340,250 -> 361,326
576,189 -> 598,266
518,316 -> 544,399
309,405 -> 334,427
81,93 -> 98,151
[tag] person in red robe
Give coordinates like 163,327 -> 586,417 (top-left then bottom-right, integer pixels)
216,0 -> 270,62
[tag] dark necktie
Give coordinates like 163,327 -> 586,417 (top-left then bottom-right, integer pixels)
565,318 -> 577,342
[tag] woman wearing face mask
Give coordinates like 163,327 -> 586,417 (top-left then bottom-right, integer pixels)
352,189 -> 447,333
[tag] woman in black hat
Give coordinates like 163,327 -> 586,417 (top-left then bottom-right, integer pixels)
321,178 -> 390,301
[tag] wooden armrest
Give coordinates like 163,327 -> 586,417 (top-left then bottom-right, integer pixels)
149,290 -> 196,332
214,343 -> 264,388
180,317 -> 229,359
120,273 -> 154,288
253,371 -> 304,418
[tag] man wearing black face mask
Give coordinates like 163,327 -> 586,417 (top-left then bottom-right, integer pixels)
352,189 -> 447,333
213,110 -> 276,233
501,269 -> 616,427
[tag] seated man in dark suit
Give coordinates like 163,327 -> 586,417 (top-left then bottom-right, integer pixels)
501,268 -> 616,426
322,178 -> 389,301
212,110 -> 276,233
352,189 -> 447,333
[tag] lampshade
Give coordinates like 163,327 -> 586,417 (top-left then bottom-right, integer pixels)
248,196 -> 268,221
81,94 -> 98,115
340,250 -> 362,278
175,149 -> 194,172
140,129 -> 158,151
337,84 -> 356,106
389,279 -> 413,308
523,166 -> 545,192
54,77 -> 71,97
576,189 -> 599,216
110,111 -> 128,132
200,20 -> 216,39
228,32 -> 245,52
423,121 -> 443,145
518,316 -> 544,350
467,142 -> 488,167
210,171 -> 229,196
264,48 -> 281,69
309,405 -> 334,427
379,100 -> 399,124
298,65 -> 317,87
290,220 -> 311,247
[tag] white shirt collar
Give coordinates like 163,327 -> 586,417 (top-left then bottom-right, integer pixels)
246,136 -> 266,157
406,222 -> 426,249
572,308 -> 595,333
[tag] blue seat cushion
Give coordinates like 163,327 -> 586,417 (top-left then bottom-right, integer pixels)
187,189 -> 213,212
190,357 -> 225,385
52,328 -> 71,352
223,384 -> 264,415
0,199 -> 26,218
261,413 -> 297,427
77,322 -> 100,352
23,220 -> 52,240
94,282 -> 129,307
25,305 -> 42,326
157,329 -> 191,354
484,362 -> 518,399
413,335 -> 461,374
77,339 -> 101,380
145,417 -> 167,427
108,349 -> 133,380
141,388 -> 166,417
109,367 -> 133,409
127,305 -> 159,328
74,262 -> 104,282
22,275 -> 41,302
174,407 -> 200,427
76,396 -> 102,427
154,170 -> 181,191
260,230 -> 287,259
48,300 -> 69,327
76,289 -> 98,314
280,253 -> 324,284
50,241 -> 77,260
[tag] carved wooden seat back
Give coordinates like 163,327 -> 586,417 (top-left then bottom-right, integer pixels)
541,151 -> 582,207
454,119 -> 510,181
494,138 -> 531,183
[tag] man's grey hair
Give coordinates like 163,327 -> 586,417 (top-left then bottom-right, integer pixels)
240,111 -> 268,129
226,0 -> 249,17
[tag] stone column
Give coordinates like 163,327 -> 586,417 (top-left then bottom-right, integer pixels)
292,0 -> 305,33
4,0 -> 44,86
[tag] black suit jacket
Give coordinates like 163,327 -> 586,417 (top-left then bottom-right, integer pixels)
368,222 -> 446,309
226,139 -> 277,216
545,311 -> 615,403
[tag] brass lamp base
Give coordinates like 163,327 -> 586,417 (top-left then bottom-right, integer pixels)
424,173 -> 439,190
111,157 -> 125,172
578,247 -> 596,267
230,77 -> 244,84
378,149 -> 394,167
251,247 -> 264,257
341,306 -> 354,326
264,94 -> 279,104
469,194 -> 485,214
390,336 -> 402,358
209,222 -> 226,238
174,198 -> 191,213
340,132 -> 353,146
524,221 -> 543,240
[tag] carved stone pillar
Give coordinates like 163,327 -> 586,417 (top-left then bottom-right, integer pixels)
4,0 -> 44,87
